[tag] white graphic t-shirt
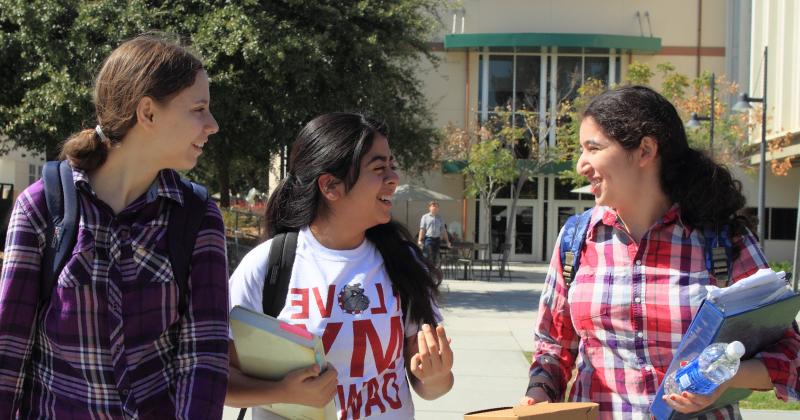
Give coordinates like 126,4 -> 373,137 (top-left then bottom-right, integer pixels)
230,227 -> 435,420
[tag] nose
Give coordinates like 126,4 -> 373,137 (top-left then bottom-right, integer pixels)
386,167 -> 399,186
576,151 -> 591,177
206,113 -> 219,135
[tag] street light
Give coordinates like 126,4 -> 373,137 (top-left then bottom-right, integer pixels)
685,73 -> 716,158
733,46 -> 768,249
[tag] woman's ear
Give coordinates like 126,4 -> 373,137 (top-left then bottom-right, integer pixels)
136,96 -> 157,129
317,174 -> 342,201
638,136 -> 659,167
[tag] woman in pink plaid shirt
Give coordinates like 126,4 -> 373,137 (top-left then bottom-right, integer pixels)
521,85 -> 800,419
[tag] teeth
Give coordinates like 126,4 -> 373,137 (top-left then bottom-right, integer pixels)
379,195 -> 393,202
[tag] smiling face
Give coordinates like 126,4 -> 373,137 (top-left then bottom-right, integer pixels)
335,135 -> 399,229
576,117 -> 643,210
149,70 -> 218,170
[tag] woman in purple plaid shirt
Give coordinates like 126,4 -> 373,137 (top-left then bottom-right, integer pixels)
521,86 -> 800,419
0,33 -> 229,418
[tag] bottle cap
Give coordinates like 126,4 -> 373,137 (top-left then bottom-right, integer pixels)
726,341 -> 745,359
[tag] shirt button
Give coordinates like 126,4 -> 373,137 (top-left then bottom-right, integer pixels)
645,365 -> 652,371
634,297 -> 641,303
121,388 -> 130,396
637,332 -> 644,338
635,260 -> 642,266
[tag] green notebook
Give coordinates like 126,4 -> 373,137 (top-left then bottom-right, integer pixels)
231,305 -> 336,420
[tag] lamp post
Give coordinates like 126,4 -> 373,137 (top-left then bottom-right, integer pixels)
733,46 -> 768,249
686,73 -> 716,158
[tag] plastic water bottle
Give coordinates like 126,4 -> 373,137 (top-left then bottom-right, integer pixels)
663,341 -> 745,396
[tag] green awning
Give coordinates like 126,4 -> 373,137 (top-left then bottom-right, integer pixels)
444,32 -> 661,53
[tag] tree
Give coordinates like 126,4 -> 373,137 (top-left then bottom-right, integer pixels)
460,133 -> 516,255
0,0 -> 445,206
556,62 -> 755,185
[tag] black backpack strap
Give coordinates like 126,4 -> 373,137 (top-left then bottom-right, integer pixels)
41,160 -> 79,303
168,178 -> 209,316
262,231 -> 298,317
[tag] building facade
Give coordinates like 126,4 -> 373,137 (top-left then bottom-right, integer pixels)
398,0 -> 797,263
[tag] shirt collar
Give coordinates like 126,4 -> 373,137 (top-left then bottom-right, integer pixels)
590,203 -> 690,238
72,166 -> 185,206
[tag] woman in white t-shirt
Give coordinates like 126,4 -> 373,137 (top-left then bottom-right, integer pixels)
226,112 -> 453,419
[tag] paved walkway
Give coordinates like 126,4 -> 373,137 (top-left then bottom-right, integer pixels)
223,262 -> 799,419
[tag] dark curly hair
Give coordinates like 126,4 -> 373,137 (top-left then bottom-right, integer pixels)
265,112 -> 442,327
582,85 -> 754,244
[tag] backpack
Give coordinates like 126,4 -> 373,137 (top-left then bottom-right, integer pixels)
559,208 -> 733,288
40,160 -> 209,316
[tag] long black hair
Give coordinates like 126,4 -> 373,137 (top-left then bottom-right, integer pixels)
265,112 -> 442,326
582,85 -> 753,243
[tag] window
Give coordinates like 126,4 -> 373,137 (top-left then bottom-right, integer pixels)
479,47 -> 617,146
28,164 -> 37,185
769,208 -> 797,240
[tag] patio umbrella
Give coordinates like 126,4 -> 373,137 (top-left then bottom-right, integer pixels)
393,184 -> 455,227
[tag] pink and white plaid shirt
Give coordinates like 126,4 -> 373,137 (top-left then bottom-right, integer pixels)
531,205 -> 800,419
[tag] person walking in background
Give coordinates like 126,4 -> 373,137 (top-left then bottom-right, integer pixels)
226,113 -> 454,419
418,200 -> 450,267
0,33 -> 229,418
521,85 -> 800,419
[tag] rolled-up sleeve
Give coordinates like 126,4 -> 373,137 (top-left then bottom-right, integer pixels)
173,200 -> 230,419
0,190 -> 45,416
529,230 -> 579,398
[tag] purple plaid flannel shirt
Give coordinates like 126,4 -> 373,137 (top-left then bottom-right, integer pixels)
0,167 -> 229,419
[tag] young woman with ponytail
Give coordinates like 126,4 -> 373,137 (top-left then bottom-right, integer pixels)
521,85 -> 800,418
0,33 -> 229,418
226,112 -> 453,419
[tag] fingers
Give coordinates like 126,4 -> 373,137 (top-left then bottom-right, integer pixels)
287,363 -> 321,382
436,325 -> 454,368
662,391 -> 715,414
519,396 -> 535,405
422,324 -> 442,371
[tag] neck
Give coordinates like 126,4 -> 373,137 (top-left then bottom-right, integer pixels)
616,190 -> 672,243
89,139 -> 160,214
309,217 -> 366,250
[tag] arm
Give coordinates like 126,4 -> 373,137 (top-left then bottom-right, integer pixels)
173,201 -> 231,419
406,324 -> 454,400
0,194 -> 45,416
225,341 -> 338,408
418,228 -> 425,244
666,231 -> 797,414
521,231 -> 580,404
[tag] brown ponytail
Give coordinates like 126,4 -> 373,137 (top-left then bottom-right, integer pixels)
60,31 -> 203,171
60,128 -> 109,171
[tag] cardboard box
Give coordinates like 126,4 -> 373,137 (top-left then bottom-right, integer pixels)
464,403 -> 599,420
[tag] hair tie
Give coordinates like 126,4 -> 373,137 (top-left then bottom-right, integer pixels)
95,125 -> 111,143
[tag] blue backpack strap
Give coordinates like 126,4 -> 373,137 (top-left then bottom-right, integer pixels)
559,209 -> 593,288
41,160 -> 80,303
703,225 -> 733,287
168,178 -> 209,316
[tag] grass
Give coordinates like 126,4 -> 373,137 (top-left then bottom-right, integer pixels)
522,351 -> 800,410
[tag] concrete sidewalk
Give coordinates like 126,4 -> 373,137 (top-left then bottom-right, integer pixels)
223,262 -> 799,419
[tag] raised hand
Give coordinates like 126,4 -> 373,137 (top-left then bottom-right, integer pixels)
409,324 -> 454,383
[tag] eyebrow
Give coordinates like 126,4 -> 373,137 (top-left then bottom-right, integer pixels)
581,139 -> 602,147
193,99 -> 209,105
366,154 -> 394,165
